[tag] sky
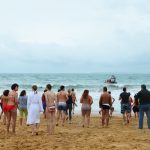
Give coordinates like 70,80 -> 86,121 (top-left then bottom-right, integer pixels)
0,0 -> 150,73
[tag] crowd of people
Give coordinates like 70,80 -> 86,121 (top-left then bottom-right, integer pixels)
0,83 -> 150,136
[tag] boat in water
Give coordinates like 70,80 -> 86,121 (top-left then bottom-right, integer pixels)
105,75 -> 117,84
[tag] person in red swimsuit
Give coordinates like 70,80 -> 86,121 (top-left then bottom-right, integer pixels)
1,90 -> 10,125
7,83 -> 19,134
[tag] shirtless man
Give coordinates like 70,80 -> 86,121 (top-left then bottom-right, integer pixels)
44,84 -> 56,135
56,85 -> 68,126
99,87 -> 112,127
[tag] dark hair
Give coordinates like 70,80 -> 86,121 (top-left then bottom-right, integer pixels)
32,85 -> 38,91
123,87 -> 126,92
58,89 -> 61,92
72,88 -> 74,91
108,91 -> 111,94
103,86 -> 107,92
11,83 -> 19,90
44,89 -> 47,93
20,90 -> 26,96
60,85 -> 65,91
141,84 -> 146,90
46,84 -> 52,90
3,90 -> 9,96
82,90 -> 89,99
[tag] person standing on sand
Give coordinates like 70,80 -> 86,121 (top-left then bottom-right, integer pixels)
18,90 -> 28,126
44,84 -> 56,135
6,83 -> 19,134
1,90 -> 10,125
71,88 -> 77,114
119,87 -> 131,125
80,90 -> 93,128
66,89 -> 74,123
27,85 -> 43,136
108,91 -> 115,118
99,87 -> 112,127
132,94 -> 139,118
56,85 -> 68,126
42,89 -> 47,119
134,85 -> 150,129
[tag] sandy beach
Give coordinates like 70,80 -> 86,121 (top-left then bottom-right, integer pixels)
0,115 -> 150,150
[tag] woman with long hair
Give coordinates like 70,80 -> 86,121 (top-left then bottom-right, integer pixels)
80,90 -> 93,128
44,84 -> 56,135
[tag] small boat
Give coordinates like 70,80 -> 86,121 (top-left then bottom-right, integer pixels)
105,75 -> 117,84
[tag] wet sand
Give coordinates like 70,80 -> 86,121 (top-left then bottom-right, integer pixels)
0,115 -> 150,150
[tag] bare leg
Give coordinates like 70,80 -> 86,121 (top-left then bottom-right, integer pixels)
35,123 -> 39,135
123,113 -> 126,124
82,110 -> 86,127
11,110 -> 17,133
51,111 -> 56,134
6,112 -> 11,133
56,110 -> 61,126
87,110 -> 91,128
62,111 -> 66,126
31,124 -> 35,135
46,111 -> 50,134
102,109 -> 106,127
3,113 -> 7,125
105,109 -> 110,127
20,118 -> 23,126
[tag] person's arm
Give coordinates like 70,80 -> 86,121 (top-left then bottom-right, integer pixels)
109,95 -> 112,107
119,94 -> 121,100
99,95 -> 103,108
56,93 -> 59,103
27,94 -> 31,111
89,96 -> 93,105
14,92 -> 19,105
80,97 -> 83,104
39,94 -> 44,112
65,92 -> 68,101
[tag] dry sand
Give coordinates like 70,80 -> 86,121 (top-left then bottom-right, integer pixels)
0,115 -> 150,150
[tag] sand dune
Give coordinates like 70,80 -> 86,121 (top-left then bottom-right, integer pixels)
0,115 -> 150,150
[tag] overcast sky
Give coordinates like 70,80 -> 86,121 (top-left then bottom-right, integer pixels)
0,0 -> 150,73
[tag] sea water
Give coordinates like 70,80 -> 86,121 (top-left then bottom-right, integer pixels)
0,73 -> 149,115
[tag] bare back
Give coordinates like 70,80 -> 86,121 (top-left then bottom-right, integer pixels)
8,91 -> 18,106
57,91 -> 68,103
45,91 -> 56,106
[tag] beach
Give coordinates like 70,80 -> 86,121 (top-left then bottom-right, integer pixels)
0,115 -> 150,150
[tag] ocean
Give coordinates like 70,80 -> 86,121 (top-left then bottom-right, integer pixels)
0,73 -> 149,114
